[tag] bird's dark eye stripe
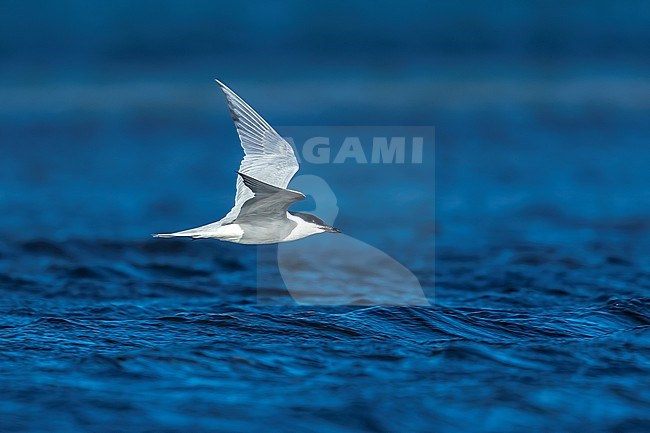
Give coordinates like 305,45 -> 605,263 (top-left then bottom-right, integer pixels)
290,211 -> 326,226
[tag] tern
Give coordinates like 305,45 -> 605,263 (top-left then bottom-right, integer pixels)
154,80 -> 341,244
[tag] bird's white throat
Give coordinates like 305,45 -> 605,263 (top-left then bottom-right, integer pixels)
283,213 -> 327,242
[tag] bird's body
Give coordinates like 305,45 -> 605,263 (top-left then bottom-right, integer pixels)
154,81 -> 340,244
188,211 -> 330,245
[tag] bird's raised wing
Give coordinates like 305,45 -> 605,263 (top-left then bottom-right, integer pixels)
216,80 -> 300,224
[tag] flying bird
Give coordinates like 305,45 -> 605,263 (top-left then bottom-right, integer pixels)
154,80 -> 341,244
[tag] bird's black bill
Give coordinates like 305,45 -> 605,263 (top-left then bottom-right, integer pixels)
326,226 -> 341,233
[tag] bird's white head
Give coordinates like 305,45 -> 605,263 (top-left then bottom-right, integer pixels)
287,211 -> 341,239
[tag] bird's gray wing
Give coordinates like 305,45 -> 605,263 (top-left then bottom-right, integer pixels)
234,171 -> 304,222
215,80 -> 300,225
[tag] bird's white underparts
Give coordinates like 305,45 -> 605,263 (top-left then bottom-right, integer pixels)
154,80 -> 341,245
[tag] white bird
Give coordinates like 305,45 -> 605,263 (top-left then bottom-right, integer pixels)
154,80 -> 341,244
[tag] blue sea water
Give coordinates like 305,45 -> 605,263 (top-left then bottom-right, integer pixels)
2,1 -> 650,431
2,64 -> 650,432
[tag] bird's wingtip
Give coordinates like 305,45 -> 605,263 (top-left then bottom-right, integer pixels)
214,79 -> 225,87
